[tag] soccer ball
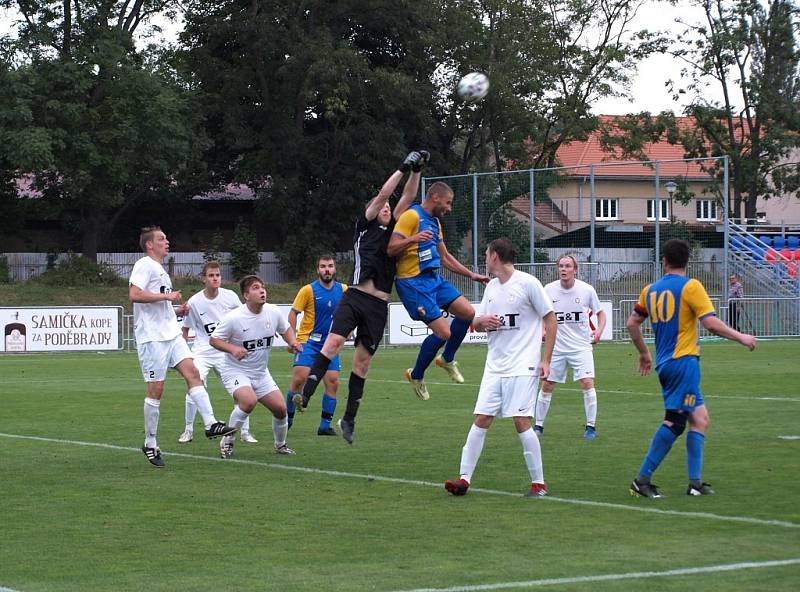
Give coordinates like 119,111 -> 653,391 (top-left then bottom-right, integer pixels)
457,72 -> 490,103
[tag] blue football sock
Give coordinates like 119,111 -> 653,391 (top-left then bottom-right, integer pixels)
686,430 -> 705,481
286,391 -> 296,428
441,317 -> 471,363
638,424 -> 678,481
320,394 -> 336,430
411,333 -> 446,380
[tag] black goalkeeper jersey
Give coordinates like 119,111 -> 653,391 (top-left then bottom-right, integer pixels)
350,211 -> 397,293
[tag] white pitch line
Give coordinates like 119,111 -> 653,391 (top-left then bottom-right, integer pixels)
1,432 -> 798,530
778,435 -> 800,440
388,558 -> 800,592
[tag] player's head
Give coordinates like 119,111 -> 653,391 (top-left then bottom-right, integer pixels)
317,254 -> 336,283
239,275 -> 266,304
377,201 -> 392,225
140,226 -> 168,257
557,254 -> 578,283
662,239 -> 690,270
425,182 -> 454,217
485,238 -> 515,274
201,261 -> 223,288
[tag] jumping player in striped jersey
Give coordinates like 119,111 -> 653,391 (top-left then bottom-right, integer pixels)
627,239 -> 756,498
285,254 -> 347,435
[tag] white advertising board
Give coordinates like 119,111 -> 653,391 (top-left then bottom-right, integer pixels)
388,301 -> 613,345
1,307 -> 122,352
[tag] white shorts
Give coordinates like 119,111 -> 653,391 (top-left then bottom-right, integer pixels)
474,374 -> 539,418
221,370 -> 279,398
137,337 -> 193,382
192,351 -> 226,385
548,349 -> 595,383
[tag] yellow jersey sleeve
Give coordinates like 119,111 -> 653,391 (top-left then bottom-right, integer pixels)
634,284 -> 651,316
394,209 -> 420,238
684,278 -> 716,319
291,284 -> 312,313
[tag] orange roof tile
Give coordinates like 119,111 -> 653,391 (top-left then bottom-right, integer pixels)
555,115 -> 712,179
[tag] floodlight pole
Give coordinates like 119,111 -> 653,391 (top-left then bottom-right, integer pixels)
654,162 -> 661,279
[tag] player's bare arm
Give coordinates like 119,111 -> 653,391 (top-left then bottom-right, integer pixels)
387,228 -> 434,257
592,310 -> 607,344
393,161 -> 426,220
626,311 -> 652,375
209,336 -> 248,360
129,284 -> 182,304
365,170 -> 404,221
437,241 -> 490,283
538,311 -> 557,379
473,314 -> 502,332
701,315 -> 757,350
282,326 -> 303,354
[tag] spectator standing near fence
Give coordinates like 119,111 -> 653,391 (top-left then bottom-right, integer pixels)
728,274 -> 744,331
129,226 -> 237,468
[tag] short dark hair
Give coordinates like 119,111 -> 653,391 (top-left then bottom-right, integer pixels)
426,181 -> 454,200
318,253 -> 336,264
239,275 -> 265,294
662,239 -> 690,269
487,238 -> 516,264
139,226 -> 162,252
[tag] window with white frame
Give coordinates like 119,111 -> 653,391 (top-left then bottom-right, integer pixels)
647,199 -> 670,221
595,198 -> 618,220
696,199 -> 718,221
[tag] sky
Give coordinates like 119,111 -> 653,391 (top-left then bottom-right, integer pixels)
0,2 -> 720,116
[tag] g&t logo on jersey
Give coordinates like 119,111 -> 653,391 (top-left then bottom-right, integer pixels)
243,337 -> 273,351
555,311 -> 584,324
495,313 -> 521,330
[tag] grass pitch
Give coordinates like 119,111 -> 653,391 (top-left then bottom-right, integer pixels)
1,341 -> 798,591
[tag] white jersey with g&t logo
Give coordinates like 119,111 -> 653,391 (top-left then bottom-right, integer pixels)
477,270 -> 554,377
129,256 -> 181,344
544,279 -> 601,353
183,288 -> 242,356
211,303 -> 288,375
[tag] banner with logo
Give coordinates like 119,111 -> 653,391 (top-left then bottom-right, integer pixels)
1,307 -> 122,352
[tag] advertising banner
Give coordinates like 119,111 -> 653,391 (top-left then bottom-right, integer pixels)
1,307 -> 122,352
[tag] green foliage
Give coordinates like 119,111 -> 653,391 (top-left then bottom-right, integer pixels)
228,221 -> 260,280
0,2 -> 208,260
35,253 -> 123,286
201,231 -> 225,265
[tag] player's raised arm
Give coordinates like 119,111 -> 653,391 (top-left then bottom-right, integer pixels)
437,241 -> 490,283
393,150 -> 429,220
365,151 -> 423,221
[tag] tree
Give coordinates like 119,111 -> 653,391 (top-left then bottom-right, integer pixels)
0,1 -> 207,259
601,0 -> 800,220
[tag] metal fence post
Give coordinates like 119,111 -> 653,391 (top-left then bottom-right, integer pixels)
723,155 -> 730,305
589,165 -> 596,262
529,169 -> 535,264
472,173 -> 479,301
654,160 -> 660,280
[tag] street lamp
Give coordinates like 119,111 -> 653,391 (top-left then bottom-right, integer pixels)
664,181 -> 677,220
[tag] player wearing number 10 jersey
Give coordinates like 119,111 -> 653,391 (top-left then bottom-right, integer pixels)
626,239 -> 756,498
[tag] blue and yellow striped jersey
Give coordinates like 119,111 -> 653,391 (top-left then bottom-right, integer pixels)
393,204 -> 443,279
291,280 -> 347,343
634,274 -> 716,368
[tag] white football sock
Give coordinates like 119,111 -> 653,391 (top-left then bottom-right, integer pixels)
583,388 -> 597,427
241,416 -> 252,435
184,393 -> 197,431
459,424 -> 488,483
273,416 -> 289,447
228,406 -> 250,430
519,428 -> 544,483
188,385 -> 218,428
535,390 -> 552,427
143,397 -> 160,449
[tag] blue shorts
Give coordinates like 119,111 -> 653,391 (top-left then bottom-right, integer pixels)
293,339 -> 341,372
395,272 -> 461,323
656,356 -> 704,412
